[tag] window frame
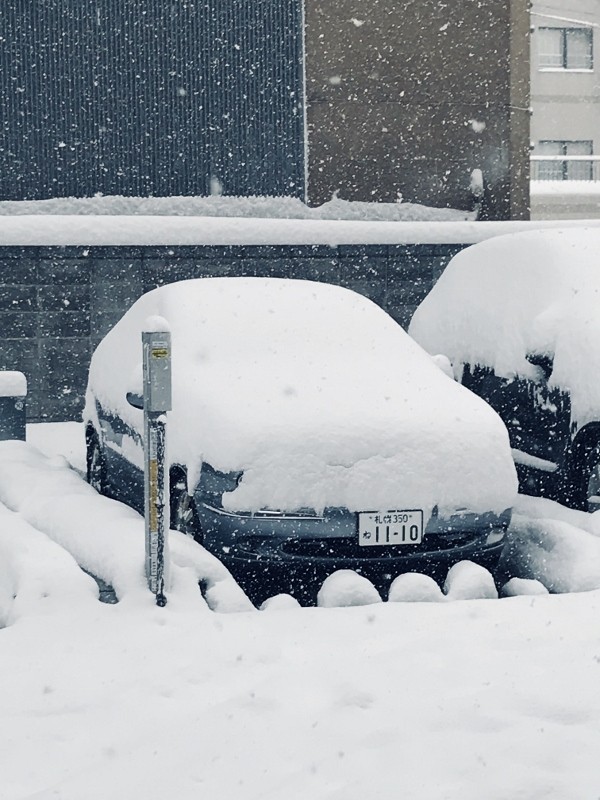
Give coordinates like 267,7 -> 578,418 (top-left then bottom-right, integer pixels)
538,26 -> 594,71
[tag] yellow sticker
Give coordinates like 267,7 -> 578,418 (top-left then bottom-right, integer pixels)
152,348 -> 169,358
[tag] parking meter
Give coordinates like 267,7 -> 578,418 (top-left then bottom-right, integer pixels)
127,326 -> 172,606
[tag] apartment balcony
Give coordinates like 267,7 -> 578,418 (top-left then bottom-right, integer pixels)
530,155 -> 600,219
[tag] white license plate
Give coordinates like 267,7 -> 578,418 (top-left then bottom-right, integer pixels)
358,510 -> 424,547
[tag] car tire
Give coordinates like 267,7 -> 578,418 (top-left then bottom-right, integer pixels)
86,428 -> 107,495
170,468 -> 202,542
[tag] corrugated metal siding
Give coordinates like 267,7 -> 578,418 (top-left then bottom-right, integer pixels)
0,1 -> 305,199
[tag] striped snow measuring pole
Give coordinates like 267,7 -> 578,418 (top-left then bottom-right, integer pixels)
142,325 -> 172,607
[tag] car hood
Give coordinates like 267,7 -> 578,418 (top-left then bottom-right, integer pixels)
85,277 -> 518,518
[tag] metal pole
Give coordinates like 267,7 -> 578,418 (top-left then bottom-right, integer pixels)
141,328 -> 172,606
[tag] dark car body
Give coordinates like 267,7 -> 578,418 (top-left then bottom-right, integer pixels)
460,361 -> 600,511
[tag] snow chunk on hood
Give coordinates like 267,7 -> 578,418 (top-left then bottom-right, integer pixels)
85,278 -> 516,517
409,228 -> 600,430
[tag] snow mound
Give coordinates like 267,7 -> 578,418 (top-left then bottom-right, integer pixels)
0,440 -> 252,611
501,577 -> 549,598
388,572 -> 446,603
500,516 -> 600,593
444,561 -> 498,600
515,494 -> 600,539
260,594 -> 302,611
0,504 -> 98,626
317,570 -> 382,608
0,370 -> 27,397
409,228 -> 600,429
86,277 -> 517,519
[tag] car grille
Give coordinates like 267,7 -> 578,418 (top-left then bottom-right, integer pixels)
278,532 -> 483,560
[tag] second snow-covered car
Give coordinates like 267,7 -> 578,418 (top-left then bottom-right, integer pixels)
84,277 -> 517,602
410,227 -> 600,512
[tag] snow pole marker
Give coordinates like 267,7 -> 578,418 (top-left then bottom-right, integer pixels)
128,320 -> 172,607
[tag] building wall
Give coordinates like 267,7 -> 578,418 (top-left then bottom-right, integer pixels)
530,0 -> 600,218
0,0 -> 305,200
304,0 -> 531,219
531,0 -> 600,151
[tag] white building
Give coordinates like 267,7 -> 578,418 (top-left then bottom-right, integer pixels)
530,0 -> 600,218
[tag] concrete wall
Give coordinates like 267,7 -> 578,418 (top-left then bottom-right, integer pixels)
0,243 -> 465,422
304,0 -> 531,219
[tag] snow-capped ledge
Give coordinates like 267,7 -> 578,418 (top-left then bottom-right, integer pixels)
1,215 -> 600,248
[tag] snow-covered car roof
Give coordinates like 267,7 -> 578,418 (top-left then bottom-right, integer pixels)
85,277 -> 516,516
409,228 -> 600,431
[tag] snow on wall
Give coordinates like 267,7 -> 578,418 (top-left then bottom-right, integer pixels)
1,214 -> 600,248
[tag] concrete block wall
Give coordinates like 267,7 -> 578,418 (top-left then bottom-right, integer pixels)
0,243 -> 466,421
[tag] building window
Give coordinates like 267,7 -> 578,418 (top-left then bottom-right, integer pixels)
538,27 -> 593,70
534,140 -> 593,180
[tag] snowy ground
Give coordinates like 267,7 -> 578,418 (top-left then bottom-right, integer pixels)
2,424 -> 600,799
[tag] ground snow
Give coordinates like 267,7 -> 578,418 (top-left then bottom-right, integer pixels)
2,425 -> 600,798
409,227 -> 600,430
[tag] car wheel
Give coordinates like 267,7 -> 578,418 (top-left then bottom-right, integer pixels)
584,444 -> 600,513
170,469 -> 202,541
86,428 -> 107,494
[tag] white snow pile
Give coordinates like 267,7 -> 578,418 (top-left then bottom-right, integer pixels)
0,193 -> 476,221
500,494 -> 600,593
444,561 -> 498,600
388,572 -> 445,602
85,277 -> 517,519
0,440 -> 253,613
0,503 -> 98,627
317,570 -> 382,608
0,370 -> 27,398
409,228 -> 600,429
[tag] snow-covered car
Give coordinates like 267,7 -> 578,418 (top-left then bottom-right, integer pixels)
84,277 -> 516,602
410,228 -> 600,512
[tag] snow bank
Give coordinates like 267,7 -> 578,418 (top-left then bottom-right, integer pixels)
85,277 -> 517,519
409,228 -> 600,430
0,503 -> 98,626
0,441 -> 252,611
499,495 -> 600,593
501,516 -> 600,593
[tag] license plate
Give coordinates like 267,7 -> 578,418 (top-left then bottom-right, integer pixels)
358,510 -> 424,547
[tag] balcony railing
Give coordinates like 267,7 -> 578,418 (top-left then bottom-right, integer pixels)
531,154 -> 600,181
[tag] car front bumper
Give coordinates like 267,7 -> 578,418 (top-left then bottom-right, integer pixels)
197,501 -> 511,605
